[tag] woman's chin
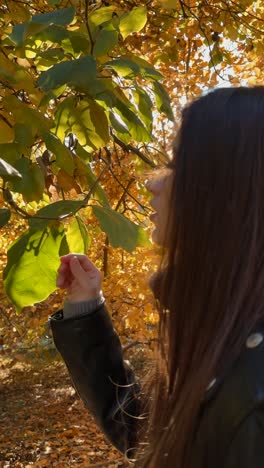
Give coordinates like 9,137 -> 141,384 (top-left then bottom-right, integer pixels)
151,227 -> 162,245
151,227 -> 167,247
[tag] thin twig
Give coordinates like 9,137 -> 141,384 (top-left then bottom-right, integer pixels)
115,178 -> 135,211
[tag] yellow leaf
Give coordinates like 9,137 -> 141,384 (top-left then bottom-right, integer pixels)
158,0 -> 176,8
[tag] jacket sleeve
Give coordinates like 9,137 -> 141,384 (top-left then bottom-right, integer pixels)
49,305 -> 142,457
225,407 -> 264,468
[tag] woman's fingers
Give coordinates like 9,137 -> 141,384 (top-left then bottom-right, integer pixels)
57,254 -> 101,293
60,253 -> 87,264
77,255 -> 98,273
57,260 -> 73,288
69,256 -> 87,284
60,254 -> 98,275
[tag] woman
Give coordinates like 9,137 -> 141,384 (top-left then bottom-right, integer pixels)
50,86 -> 264,467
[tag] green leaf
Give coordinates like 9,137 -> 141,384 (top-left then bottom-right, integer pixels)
3,226 -> 65,311
119,6 -> 147,40
152,81 -> 174,121
0,208 -> 11,228
128,55 -> 164,80
93,26 -> 119,57
0,143 -> 25,165
39,84 -> 66,108
9,158 -> 45,202
29,24 -> 70,45
0,158 -> 22,181
109,111 -> 129,134
10,23 -> 49,47
59,234 -> 70,256
114,97 -> 151,142
89,6 -> 119,28
92,205 -> 151,252
210,51 -> 223,67
38,55 -> 97,93
69,33 -> 90,54
10,7 -> 75,46
0,120 -> 14,144
132,87 -> 153,133
32,7 -> 75,26
105,58 -> 139,79
43,133 -> 74,175
69,100 -> 109,149
54,97 -> 75,142
74,141 -> 92,162
3,95 -> 52,135
28,199 -> 85,230
105,57 -> 163,81
14,123 -> 35,146
36,47 -> 65,65
66,215 -> 90,253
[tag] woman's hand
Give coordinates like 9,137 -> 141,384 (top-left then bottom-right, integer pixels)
56,254 -> 102,303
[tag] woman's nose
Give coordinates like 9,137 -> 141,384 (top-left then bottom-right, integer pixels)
145,177 -> 164,195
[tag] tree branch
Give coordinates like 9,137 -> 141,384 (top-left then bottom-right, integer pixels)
179,0 -> 188,18
111,133 -> 156,169
84,0 -> 95,55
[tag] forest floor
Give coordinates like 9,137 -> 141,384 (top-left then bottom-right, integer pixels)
0,355 -> 129,468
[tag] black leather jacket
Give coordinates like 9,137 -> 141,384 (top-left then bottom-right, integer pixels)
50,305 -> 264,467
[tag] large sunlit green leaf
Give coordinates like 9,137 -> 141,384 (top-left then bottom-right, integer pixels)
3,226 -> 65,311
92,205 -> 151,252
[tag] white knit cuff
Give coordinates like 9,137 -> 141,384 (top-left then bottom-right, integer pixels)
63,291 -> 105,320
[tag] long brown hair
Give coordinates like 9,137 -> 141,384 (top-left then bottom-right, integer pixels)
136,86 -> 264,467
